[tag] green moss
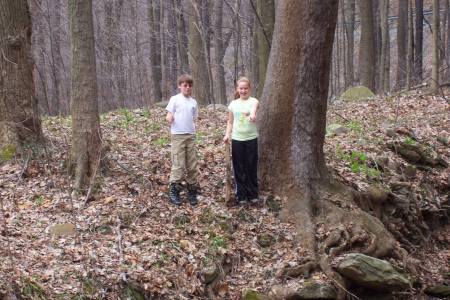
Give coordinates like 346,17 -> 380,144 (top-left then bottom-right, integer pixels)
340,86 -> 375,102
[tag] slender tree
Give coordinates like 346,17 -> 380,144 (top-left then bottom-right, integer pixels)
68,0 -> 102,190
148,0 -> 162,102
212,0 -> 227,104
188,0 -> 212,104
255,0 -> 275,97
415,0 -> 424,83
380,0 -> 390,93
358,0 -> 375,92
0,0 -> 42,151
431,0 -> 440,93
344,0 -> 355,86
396,0 -> 408,90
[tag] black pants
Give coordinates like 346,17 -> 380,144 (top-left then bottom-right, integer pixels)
231,138 -> 258,201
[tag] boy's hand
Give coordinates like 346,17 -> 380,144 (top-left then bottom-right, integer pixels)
166,112 -> 174,125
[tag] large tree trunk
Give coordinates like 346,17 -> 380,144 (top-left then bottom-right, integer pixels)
380,0 -> 390,93
0,0 -> 42,151
396,0 -> 408,90
358,0 -> 375,92
414,0 -> 424,83
255,0 -> 275,97
431,0 -> 440,93
259,2 -> 397,296
68,0 -> 102,190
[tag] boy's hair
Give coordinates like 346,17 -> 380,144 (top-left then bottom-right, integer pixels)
177,74 -> 194,86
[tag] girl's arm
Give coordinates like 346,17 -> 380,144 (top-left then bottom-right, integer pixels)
223,111 -> 234,143
249,100 -> 259,122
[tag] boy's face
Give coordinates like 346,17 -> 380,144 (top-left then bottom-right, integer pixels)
179,82 -> 193,97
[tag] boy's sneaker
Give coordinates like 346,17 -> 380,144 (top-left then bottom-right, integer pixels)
187,184 -> 198,206
169,183 -> 181,206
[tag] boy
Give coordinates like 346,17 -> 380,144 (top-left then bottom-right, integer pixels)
165,74 -> 199,206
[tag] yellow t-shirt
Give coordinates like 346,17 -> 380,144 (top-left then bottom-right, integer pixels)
228,97 -> 259,141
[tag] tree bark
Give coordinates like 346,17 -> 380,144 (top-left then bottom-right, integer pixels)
68,0 -> 102,190
414,0 -> 424,83
406,0 -> 414,90
396,0 -> 408,90
0,0 -> 42,151
380,0 -> 390,93
358,0 -> 375,92
431,0 -> 440,93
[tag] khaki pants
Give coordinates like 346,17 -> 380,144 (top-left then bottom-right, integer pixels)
170,134 -> 198,185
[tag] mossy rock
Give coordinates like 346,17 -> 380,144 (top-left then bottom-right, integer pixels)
425,285 -> 450,298
242,289 -> 270,300
1,144 -> 16,162
257,233 -> 276,248
340,86 -> 375,102
326,124 -> 349,137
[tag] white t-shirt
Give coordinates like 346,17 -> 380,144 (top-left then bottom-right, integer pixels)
166,93 -> 198,134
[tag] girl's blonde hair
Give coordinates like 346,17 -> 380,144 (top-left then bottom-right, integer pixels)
234,77 -> 251,99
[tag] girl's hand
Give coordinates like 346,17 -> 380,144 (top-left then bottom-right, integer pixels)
223,135 -> 230,144
249,113 -> 256,122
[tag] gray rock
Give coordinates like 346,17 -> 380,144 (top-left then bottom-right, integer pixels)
200,265 -> 219,284
296,281 -> 337,299
336,253 -> 410,291
326,124 -> 349,136
153,101 -> 169,108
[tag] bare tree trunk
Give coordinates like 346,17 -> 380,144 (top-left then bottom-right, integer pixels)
160,0 -> 167,99
406,0 -> 414,90
68,0 -> 101,190
396,0 -> 408,90
148,0 -> 162,102
444,0 -> 450,79
173,0 -> 190,74
212,0 -> 227,104
431,0 -> 440,93
188,0 -> 212,105
48,0 -> 62,115
380,0 -> 390,93
0,0 -> 42,150
358,0 -> 375,92
415,0 -> 424,83
344,0 -> 355,86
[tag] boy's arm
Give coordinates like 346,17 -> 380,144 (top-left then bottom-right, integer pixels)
165,98 -> 175,125
166,111 -> 174,125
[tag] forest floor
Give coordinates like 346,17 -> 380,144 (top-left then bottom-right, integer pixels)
0,90 -> 449,299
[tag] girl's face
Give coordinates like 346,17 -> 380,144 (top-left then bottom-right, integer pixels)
237,81 -> 250,99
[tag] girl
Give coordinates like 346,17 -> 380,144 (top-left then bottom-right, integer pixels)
223,77 -> 259,205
